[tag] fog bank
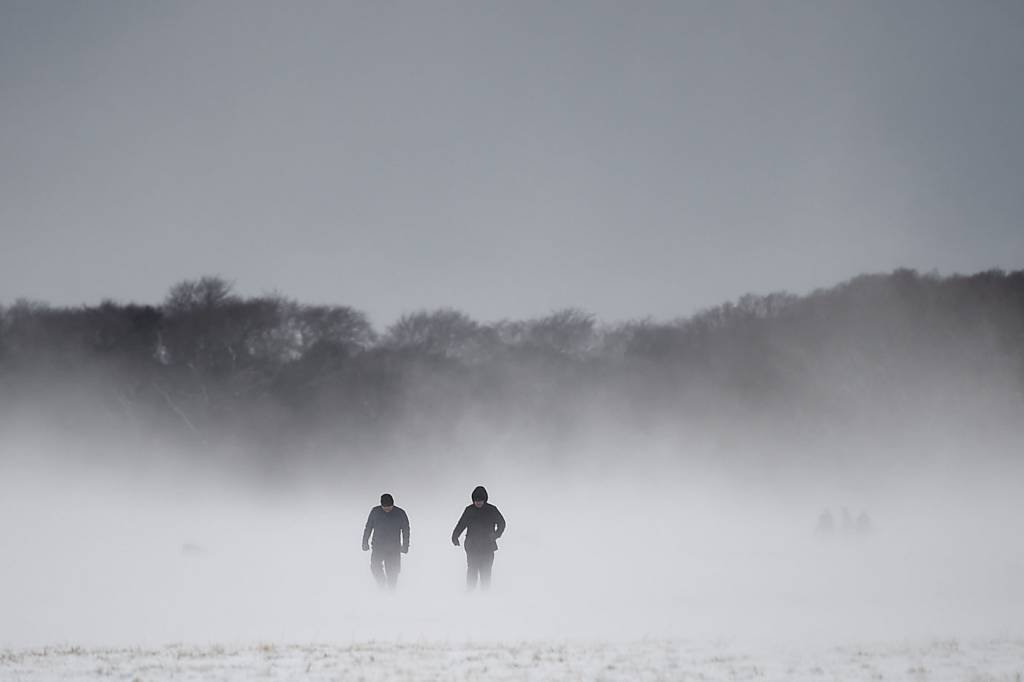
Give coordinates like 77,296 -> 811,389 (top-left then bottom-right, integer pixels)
3,441 -> 1021,649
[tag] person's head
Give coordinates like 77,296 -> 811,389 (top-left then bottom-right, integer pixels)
471,486 -> 488,508
380,493 -> 394,512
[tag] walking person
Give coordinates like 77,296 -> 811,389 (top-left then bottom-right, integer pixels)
451,486 -> 506,590
362,493 -> 410,590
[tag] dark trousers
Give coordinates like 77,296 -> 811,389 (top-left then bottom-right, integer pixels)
370,547 -> 401,589
466,549 -> 495,590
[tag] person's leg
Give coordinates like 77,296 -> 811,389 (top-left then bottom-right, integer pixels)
465,550 -> 479,590
369,549 -> 386,588
479,551 -> 495,590
384,551 -> 401,590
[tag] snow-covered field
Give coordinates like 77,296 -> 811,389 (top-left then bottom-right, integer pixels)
2,638 -> 1023,681
3,457 -> 1023,681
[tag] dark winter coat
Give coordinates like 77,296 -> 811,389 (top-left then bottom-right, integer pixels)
451,503 -> 506,553
363,506 -> 410,552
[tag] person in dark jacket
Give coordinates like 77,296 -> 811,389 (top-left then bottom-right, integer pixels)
451,486 -> 506,590
362,493 -> 410,590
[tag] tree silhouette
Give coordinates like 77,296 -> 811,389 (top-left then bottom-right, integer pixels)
2,269 -> 1023,462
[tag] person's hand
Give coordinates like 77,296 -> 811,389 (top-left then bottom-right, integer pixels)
401,546 -> 409,554
452,537 -> 460,547
362,543 -> 370,552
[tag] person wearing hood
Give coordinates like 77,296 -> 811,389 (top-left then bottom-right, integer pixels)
451,485 -> 506,590
362,493 -> 410,590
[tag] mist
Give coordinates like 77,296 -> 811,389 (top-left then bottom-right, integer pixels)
2,270 -> 1024,659
3,2 -> 1023,677
3,425 -> 1022,651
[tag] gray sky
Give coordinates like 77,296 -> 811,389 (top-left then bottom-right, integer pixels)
2,0 -> 1022,327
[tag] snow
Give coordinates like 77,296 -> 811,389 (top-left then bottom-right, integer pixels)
3,457 -> 1023,680
2,638 -> 1023,681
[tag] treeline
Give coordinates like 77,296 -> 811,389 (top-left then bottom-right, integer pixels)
1,269 -> 1023,461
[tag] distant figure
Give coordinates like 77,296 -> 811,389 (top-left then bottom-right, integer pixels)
855,510 -> 873,535
180,542 -> 207,557
815,508 -> 835,535
451,486 -> 506,590
841,507 -> 855,534
362,493 -> 410,590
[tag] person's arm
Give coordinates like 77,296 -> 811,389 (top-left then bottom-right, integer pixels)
451,508 -> 469,546
493,507 -> 506,539
401,510 -> 410,553
362,509 -> 374,551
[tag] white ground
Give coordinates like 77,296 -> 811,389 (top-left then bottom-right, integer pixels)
4,459 -> 1024,681
2,638 -> 1023,681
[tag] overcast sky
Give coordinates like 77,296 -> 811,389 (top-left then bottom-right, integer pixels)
2,0 -> 1022,326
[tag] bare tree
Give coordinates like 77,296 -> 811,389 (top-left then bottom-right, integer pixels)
164,276 -> 238,314
522,308 -> 596,357
383,308 -> 481,359
293,303 -> 376,353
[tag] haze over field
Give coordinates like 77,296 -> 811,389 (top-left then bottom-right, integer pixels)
2,271 -> 1023,651
2,1 -> 1024,678
3,437 -> 1023,650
